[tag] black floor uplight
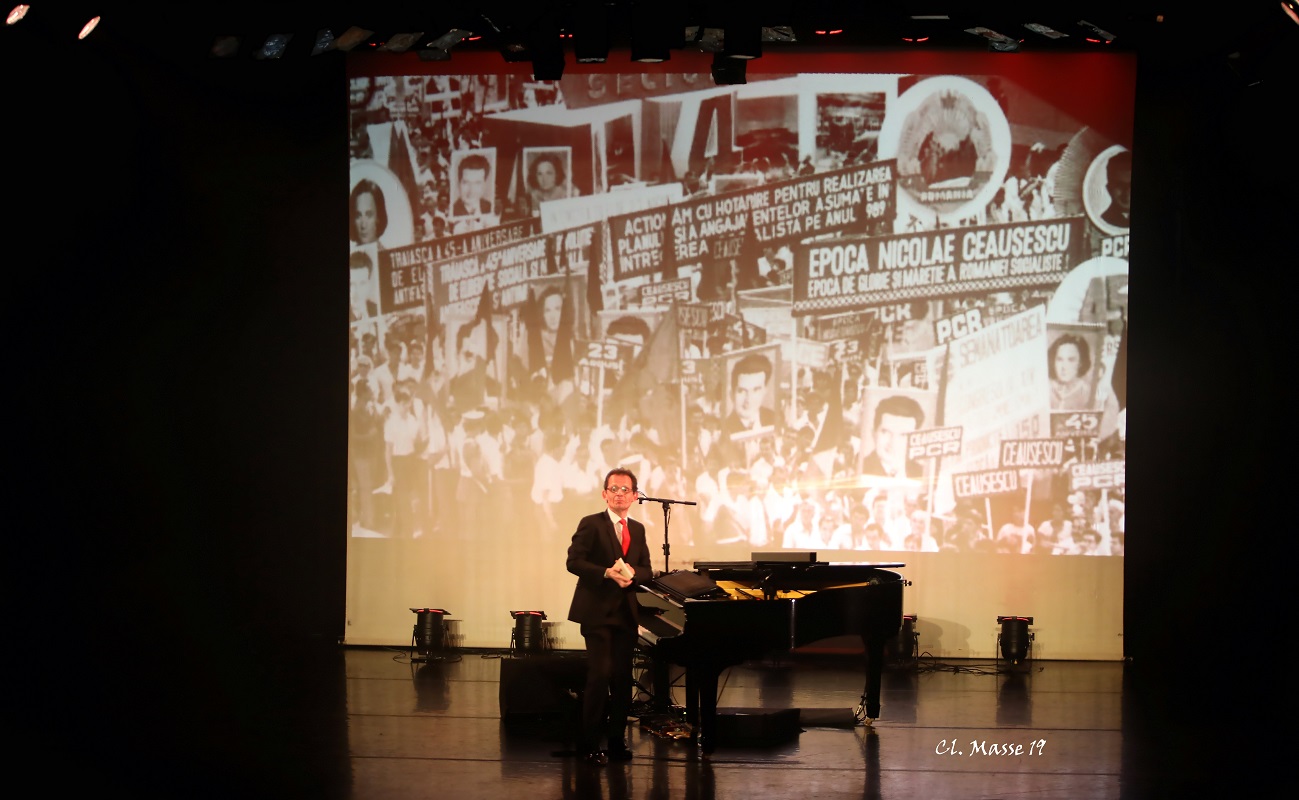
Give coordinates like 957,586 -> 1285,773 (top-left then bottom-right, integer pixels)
885,614 -> 919,665
997,615 -> 1034,665
510,610 -> 548,655
410,608 -> 450,662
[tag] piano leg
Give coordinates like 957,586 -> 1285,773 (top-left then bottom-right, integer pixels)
683,665 -> 699,735
861,632 -> 885,720
685,662 -> 720,755
649,656 -> 672,714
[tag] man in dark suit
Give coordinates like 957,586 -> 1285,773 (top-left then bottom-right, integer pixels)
566,467 -> 653,766
1099,149 -> 1131,229
451,152 -> 493,217
349,251 -> 379,322
861,394 -> 926,479
719,352 -> 778,467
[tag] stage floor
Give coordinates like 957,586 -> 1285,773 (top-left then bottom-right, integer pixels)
69,638 -> 1260,798
331,646 -> 1181,799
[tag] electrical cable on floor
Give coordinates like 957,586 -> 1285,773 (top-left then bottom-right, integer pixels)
631,653 -> 692,739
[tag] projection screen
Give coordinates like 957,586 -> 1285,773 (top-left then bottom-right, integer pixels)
344,50 -> 1131,659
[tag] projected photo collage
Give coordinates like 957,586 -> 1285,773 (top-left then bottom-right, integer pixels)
346,69 -> 1129,560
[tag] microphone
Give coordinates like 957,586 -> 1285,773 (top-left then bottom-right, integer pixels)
637,490 -> 647,504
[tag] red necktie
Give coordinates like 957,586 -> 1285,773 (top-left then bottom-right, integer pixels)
620,519 -> 630,556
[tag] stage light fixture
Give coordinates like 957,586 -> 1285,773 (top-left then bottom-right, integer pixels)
885,614 -> 919,663
255,33 -> 293,60
311,29 -> 336,56
6,5 -> 29,25
498,39 -> 531,62
510,610 -> 548,655
1077,20 -> 1116,43
722,25 -> 761,59
761,26 -> 796,43
527,19 -> 565,80
997,615 -> 1034,665
966,26 -> 1022,52
333,26 -> 374,52
380,32 -> 425,53
630,3 -> 674,62
1024,22 -> 1068,40
711,52 -> 746,85
78,15 -> 100,40
210,36 -> 241,58
900,16 -> 945,44
410,607 -> 450,662
416,28 -> 473,61
573,10 -> 609,62
631,34 -> 670,62
1284,0 -> 1299,26
688,26 -> 723,52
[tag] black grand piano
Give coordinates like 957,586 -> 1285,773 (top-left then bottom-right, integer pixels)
636,556 -> 906,753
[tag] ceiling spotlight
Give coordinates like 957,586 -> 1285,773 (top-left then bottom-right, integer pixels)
311,29 -> 336,56
334,26 -> 374,51
761,26 -> 796,43
381,32 -> 425,53
78,15 -> 100,40
255,33 -> 293,59
499,40 -> 531,62
6,5 -> 29,25
523,16 -> 565,78
965,26 -> 1021,52
211,35 -> 241,58
1284,0 -> 1299,26
1024,23 -> 1068,40
1077,19 -> 1116,43
573,9 -> 609,62
722,25 -> 761,59
630,3 -> 675,62
689,27 -> 724,53
691,26 -> 722,52
529,33 -> 565,79
814,29 -> 844,36
711,52 -> 746,85
417,28 -> 473,61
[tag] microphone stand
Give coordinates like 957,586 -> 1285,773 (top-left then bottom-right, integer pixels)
639,493 -> 697,574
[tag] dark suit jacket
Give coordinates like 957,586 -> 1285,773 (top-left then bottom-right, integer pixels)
566,511 -> 652,629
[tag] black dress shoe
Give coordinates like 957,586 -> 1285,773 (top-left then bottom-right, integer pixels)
607,746 -> 634,762
583,750 -> 609,766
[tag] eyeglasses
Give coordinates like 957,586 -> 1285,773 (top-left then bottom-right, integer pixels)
604,486 -> 635,495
